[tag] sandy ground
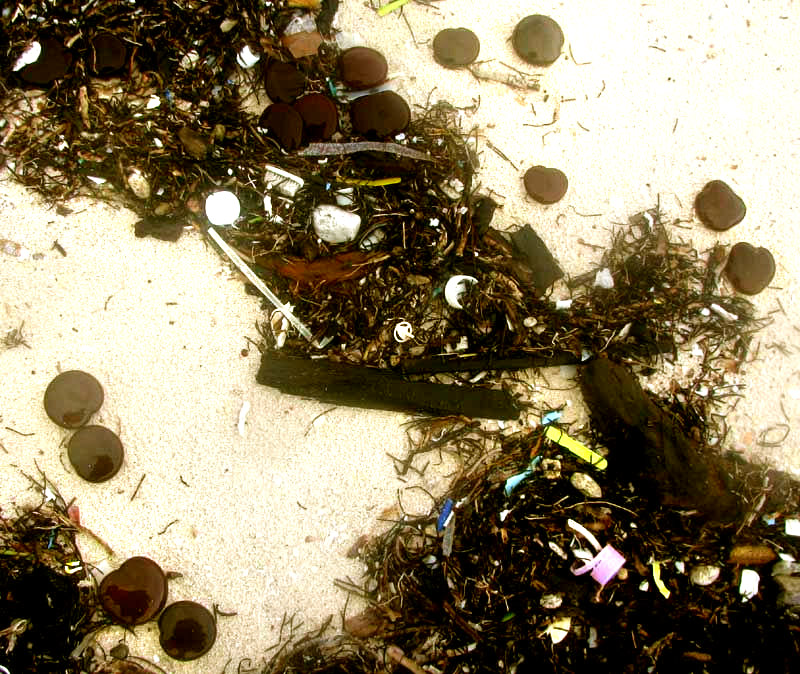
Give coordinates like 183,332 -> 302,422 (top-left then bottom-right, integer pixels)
2,1 -> 800,671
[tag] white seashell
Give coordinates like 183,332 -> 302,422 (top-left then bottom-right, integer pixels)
444,275 -> 477,309
205,191 -> 240,225
270,309 -> 290,349
126,169 -> 150,200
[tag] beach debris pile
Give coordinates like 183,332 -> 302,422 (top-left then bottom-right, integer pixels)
0,0 -> 795,671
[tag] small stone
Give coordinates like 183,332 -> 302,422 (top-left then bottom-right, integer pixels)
350,90 -> 410,138
724,242 -> 775,295
67,425 -> 124,482
523,165 -> 568,204
472,197 -> 497,236
512,15 -> 564,66
158,601 -> 217,661
433,28 -> 480,68
259,103 -> 304,151
695,180 -> 746,231
282,31 -> 323,59
44,370 -> 104,428
339,46 -> 388,90
178,126 -> 208,159
774,575 -> 800,607
264,60 -> 306,103
311,204 -> 362,243
540,458 -> 561,479
19,37 -> 72,85
539,593 -> 563,609
126,169 -> 150,200
570,472 -> 602,499
293,93 -> 338,141
690,564 -> 721,586
90,33 -> 127,76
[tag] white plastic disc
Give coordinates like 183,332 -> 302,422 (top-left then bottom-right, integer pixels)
205,191 -> 241,225
444,275 -> 478,309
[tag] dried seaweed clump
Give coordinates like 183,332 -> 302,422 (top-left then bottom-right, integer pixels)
278,420 -> 800,673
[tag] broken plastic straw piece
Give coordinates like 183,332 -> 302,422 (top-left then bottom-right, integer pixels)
207,227 -> 314,343
652,561 -> 671,598
377,0 -> 410,17
341,177 -> 401,187
545,426 -> 608,470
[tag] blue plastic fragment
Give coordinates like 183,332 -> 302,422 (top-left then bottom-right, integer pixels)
437,498 -> 454,532
542,410 -> 562,425
504,456 -> 542,498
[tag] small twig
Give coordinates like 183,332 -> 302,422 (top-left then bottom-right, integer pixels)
130,473 -> 146,501
157,518 -> 179,535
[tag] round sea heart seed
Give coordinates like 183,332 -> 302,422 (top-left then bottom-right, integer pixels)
259,103 -> 304,151
339,47 -> 388,90
67,425 -> 124,482
350,90 -> 410,138
293,93 -> 338,141
44,370 -> 104,428
724,242 -> 775,295
695,180 -> 746,231
91,33 -> 127,76
523,166 -> 568,204
19,37 -> 72,85
264,61 -> 306,103
99,556 -> 168,626
512,15 -> 564,66
158,601 -> 217,661
433,28 -> 480,68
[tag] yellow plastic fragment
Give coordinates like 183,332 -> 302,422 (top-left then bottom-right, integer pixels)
652,561 -> 671,598
377,0 -> 411,17
341,177 -> 402,187
544,426 -> 608,470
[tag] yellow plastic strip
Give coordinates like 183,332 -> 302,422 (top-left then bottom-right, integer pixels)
377,0 -> 411,17
341,177 -> 402,187
544,426 -> 608,470
652,562 -> 671,598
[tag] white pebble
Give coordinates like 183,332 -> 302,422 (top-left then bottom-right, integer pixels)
311,204 -> 361,243
690,564 -> 720,586
570,472 -> 602,499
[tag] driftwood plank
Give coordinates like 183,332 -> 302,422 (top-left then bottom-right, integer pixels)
257,355 -> 520,420
580,357 -> 740,522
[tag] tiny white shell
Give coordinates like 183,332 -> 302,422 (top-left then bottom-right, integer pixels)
444,275 -> 478,309
13,41 -> 41,71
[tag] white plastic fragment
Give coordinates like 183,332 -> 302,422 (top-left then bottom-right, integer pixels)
207,227 -> 317,344
555,299 -> 572,310
710,303 -> 738,322
146,95 -> 161,109
236,45 -> 260,68
13,41 -> 41,71
785,519 -> 800,536
220,18 -> 238,32
593,267 -> 614,289
393,320 -> 414,343
444,275 -> 478,309
739,569 -> 760,601
311,204 -> 361,243
205,191 -> 241,225
87,176 -> 107,184
360,228 -> 385,251
264,165 -> 304,197
237,401 -> 251,436
544,617 -> 571,644
336,187 -> 355,206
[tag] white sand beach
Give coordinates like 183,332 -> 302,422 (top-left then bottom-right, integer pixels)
2,1 -> 800,671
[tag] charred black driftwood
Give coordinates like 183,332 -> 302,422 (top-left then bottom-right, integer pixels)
581,357 -> 740,522
257,355 -> 520,419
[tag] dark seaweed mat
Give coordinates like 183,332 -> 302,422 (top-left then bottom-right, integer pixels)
259,420 -> 800,673
0,478 -> 103,673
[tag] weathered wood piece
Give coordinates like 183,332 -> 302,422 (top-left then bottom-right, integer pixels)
257,355 -> 520,419
580,358 -> 740,522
